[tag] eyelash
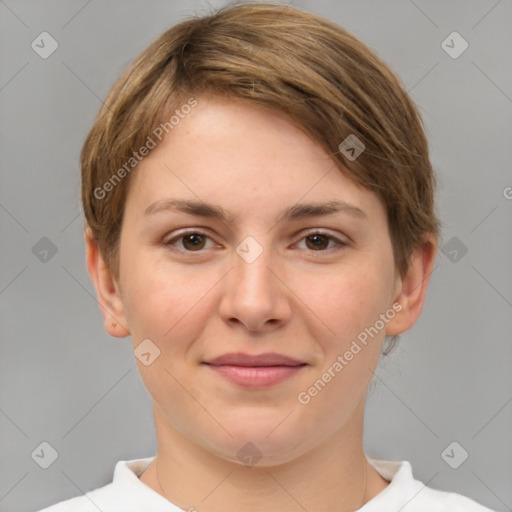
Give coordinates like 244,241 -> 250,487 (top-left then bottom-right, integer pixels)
163,229 -> 348,254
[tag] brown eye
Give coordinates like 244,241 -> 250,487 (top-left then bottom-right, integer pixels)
305,234 -> 330,250
164,231 -> 215,252
181,233 -> 206,251
296,231 -> 347,252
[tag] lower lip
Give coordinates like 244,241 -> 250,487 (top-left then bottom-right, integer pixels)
205,364 -> 306,388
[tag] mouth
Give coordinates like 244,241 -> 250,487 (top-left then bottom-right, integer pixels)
202,352 -> 307,388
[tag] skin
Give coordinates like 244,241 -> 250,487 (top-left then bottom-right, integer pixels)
86,96 -> 437,511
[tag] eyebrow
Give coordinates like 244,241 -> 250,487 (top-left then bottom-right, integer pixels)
144,198 -> 367,223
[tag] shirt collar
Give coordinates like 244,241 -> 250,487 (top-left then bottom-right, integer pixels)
113,455 -> 420,511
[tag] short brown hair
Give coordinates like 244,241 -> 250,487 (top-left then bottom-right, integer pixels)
81,1 -> 440,281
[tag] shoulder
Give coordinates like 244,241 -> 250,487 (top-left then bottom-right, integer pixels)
362,457 -> 496,512
412,486 -> 496,511
33,457 -> 180,512
34,481 -> 118,512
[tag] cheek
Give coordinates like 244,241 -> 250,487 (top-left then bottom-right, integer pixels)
293,269 -> 391,421
300,265 -> 391,342
120,256 -> 216,412
120,252 -> 217,350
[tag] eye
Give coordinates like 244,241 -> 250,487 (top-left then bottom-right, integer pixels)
164,230 -> 216,252
295,230 -> 348,252
163,229 -> 348,254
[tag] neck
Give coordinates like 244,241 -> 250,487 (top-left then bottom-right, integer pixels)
140,402 -> 389,512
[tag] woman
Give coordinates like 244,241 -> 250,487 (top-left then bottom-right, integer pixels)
37,2 -> 495,511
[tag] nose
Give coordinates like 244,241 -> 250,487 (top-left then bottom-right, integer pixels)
218,242 -> 292,334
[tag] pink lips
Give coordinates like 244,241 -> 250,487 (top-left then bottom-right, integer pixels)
203,352 -> 307,388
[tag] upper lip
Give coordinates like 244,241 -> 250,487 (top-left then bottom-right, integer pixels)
204,352 -> 306,367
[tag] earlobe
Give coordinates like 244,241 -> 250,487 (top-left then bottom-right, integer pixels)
85,227 -> 130,338
385,235 -> 438,337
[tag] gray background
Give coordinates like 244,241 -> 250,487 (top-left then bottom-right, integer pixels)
1,1 -> 511,511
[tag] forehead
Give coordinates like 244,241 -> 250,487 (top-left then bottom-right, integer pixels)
126,96 -> 386,226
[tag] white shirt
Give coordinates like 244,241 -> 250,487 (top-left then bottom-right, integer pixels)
36,455 -> 495,511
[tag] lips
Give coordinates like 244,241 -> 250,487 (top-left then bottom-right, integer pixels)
203,352 -> 307,388
204,352 -> 305,367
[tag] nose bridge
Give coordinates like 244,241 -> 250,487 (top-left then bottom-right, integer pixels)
232,237 -> 276,300
219,234 -> 290,330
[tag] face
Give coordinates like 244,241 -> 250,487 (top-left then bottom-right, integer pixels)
111,96 -> 404,465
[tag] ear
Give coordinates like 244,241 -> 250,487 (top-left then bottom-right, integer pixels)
85,227 -> 130,338
385,235 -> 438,336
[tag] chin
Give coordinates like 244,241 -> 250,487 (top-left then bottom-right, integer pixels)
201,423 -> 308,468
